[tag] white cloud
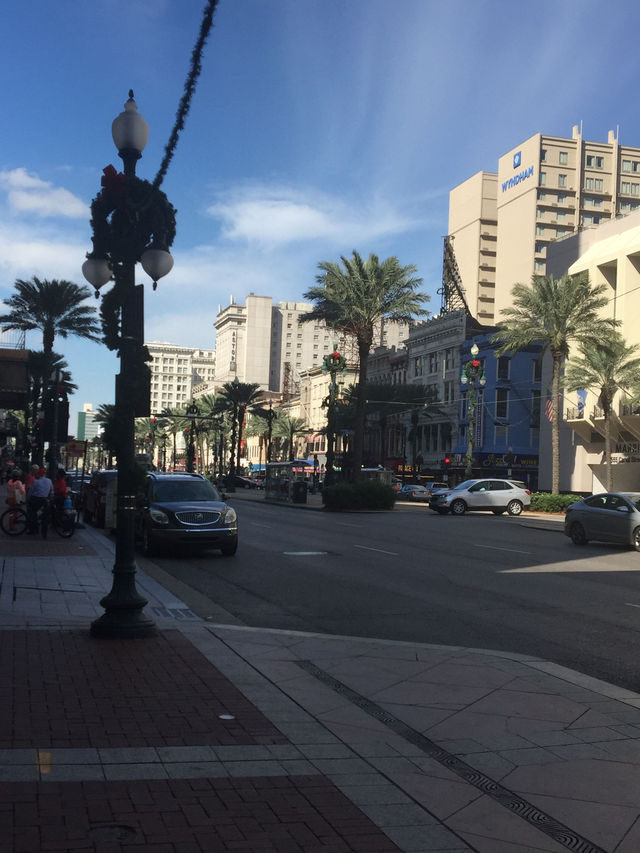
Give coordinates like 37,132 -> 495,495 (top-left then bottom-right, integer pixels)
0,168 -> 87,219
207,184 -> 426,250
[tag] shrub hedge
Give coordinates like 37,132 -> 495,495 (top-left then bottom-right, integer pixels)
530,492 -> 583,513
322,480 -> 396,511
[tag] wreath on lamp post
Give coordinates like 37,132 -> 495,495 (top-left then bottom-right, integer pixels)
88,165 -> 177,352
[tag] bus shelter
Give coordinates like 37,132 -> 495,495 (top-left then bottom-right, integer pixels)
265,459 -> 313,504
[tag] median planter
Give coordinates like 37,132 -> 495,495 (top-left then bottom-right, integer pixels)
530,492 -> 583,513
322,480 -> 396,511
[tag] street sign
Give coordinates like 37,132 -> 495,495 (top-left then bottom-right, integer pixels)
65,439 -> 86,458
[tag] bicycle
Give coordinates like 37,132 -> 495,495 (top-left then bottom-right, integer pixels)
0,500 -> 76,538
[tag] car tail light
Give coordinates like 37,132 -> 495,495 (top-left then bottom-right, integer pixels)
525,489 -> 531,495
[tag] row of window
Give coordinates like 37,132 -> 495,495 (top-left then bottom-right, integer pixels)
540,151 -> 606,168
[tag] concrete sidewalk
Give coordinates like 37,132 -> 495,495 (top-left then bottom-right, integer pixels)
0,519 -> 637,852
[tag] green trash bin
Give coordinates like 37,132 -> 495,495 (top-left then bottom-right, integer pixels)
291,480 -> 308,504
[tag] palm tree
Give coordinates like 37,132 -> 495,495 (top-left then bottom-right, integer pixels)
493,273 -> 617,494
27,351 -> 76,465
218,381 -> 262,476
273,414 -> 307,461
94,404 -> 118,467
564,333 -> 640,492
0,277 -> 101,357
303,251 -> 428,479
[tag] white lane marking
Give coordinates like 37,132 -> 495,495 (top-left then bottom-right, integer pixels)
626,603 -> 640,608
283,551 -> 328,556
474,543 -> 532,554
354,544 -> 399,556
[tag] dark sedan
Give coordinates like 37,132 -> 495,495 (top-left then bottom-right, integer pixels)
564,492 -> 640,550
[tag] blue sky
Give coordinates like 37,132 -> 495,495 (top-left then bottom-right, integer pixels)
2,0 -> 639,428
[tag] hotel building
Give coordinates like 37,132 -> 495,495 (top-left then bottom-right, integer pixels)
449,127 -> 640,321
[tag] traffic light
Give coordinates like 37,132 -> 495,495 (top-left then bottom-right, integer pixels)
443,456 -> 451,468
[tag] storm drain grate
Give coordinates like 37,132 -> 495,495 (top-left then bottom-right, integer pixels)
297,659 -> 606,853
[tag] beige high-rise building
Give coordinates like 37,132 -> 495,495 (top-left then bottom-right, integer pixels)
448,127 -> 640,321
146,342 -> 215,413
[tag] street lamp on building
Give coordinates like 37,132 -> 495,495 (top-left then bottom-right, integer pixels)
82,92 -> 175,638
460,342 -> 486,479
322,345 -> 347,486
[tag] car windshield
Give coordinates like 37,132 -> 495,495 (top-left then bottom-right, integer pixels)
453,480 -> 477,491
622,493 -> 640,510
152,480 -> 221,502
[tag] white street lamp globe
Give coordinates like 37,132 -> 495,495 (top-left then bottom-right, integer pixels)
112,91 -> 149,153
470,343 -> 479,356
141,247 -> 174,286
82,256 -> 112,291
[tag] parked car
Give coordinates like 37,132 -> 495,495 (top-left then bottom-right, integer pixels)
135,471 -> 238,556
428,478 -> 531,516
564,492 -> 640,550
398,484 -> 430,501
221,475 -> 258,490
82,469 -> 118,527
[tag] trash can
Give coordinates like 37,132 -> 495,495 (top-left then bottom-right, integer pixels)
291,480 -> 308,504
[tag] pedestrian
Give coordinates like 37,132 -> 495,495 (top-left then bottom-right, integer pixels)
24,464 -> 40,495
26,468 -> 53,536
53,468 -> 68,512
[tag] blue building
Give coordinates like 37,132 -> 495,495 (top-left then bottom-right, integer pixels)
451,332 -> 542,490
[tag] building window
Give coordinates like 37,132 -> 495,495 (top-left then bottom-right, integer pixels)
494,425 -> 508,446
558,174 -> 567,188
558,193 -> 566,204
496,389 -> 508,419
428,352 -> 438,374
539,171 -> 547,185
537,208 -> 544,218
540,149 -> 547,161
535,259 -> 545,272
497,357 -> 510,379
536,225 -> 545,236
559,151 -> 568,165
586,155 -> 604,168
623,159 -> 632,172
533,358 -> 542,382
531,389 -> 541,423
557,211 -> 566,221
586,177 -> 604,192
535,242 -> 544,253
621,181 -> 640,196
537,190 -> 545,201
442,380 -> 454,404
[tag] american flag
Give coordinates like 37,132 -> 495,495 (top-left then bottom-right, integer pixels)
545,393 -> 554,422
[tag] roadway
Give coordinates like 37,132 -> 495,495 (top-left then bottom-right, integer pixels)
140,499 -> 640,693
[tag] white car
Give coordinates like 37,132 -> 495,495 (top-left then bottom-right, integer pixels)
428,478 -> 531,516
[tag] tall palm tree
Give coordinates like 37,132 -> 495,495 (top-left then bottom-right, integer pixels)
94,404 -> 118,467
493,273 -> 617,494
0,277 -> 101,357
218,381 -> 262,475
26,350 -> 76,465
273,414 -> 307,461
564,333 -> 640,492
303,251 -> 428,479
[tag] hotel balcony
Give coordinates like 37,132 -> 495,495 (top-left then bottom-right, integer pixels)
565,403 -> 640,443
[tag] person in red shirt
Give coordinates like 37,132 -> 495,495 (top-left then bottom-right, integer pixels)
53,469 -> 68,512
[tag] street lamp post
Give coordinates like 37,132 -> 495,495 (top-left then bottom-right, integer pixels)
266,398 -> 275,464
185,403 -> 198,473
82,92 -> 175,638
322,345 -> 347,487
460,342 -> 486,479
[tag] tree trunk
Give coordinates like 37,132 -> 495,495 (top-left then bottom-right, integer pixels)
353,340 -> 370,480
551,351 -> 562,495
603,401 -> 613,492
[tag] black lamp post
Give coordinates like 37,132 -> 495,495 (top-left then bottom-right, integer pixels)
460,342 -> 486,479
82,92 -> 175,638
185,403 -> 198,473
322,345 -> 347,487
266,398 -> 275,464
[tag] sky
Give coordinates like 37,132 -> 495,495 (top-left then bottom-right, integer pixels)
2,0 -> 640,429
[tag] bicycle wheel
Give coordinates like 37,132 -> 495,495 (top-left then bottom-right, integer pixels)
53,511 -> 75,538
0,507 -> 28,536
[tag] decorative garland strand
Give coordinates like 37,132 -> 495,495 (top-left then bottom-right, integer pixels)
153,0 -> 219,191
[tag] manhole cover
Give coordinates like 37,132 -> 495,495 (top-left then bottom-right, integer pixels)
89,825 -> 137,842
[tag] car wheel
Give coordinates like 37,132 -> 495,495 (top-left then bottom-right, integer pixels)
507,500 -> 523,516
143,527 -> 158,556
220,538 -> 238,556
633,526 -> 640,552
450,499 -> 466,516
570,522 -> 588,546
492,509 -> 505,515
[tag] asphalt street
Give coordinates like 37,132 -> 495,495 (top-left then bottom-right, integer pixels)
137,500 -> 640,694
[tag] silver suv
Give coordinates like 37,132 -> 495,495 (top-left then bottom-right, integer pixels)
428,478 -> 531,516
